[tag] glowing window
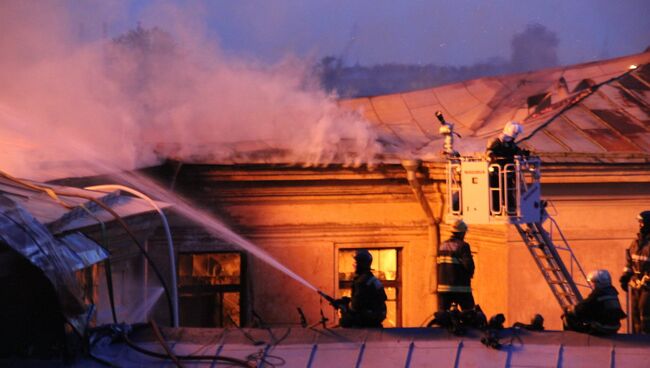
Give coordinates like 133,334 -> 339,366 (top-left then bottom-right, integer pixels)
178,252 -> 243,327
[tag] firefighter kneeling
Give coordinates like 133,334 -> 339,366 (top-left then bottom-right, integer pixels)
562,269 -> 626,335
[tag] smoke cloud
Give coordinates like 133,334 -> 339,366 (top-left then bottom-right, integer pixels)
510,23 -> 560,73
0,1 -> 380,182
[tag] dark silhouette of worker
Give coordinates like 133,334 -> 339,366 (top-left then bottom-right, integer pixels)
486,121 -> 530,214
338,249 -> 387,328
486,121 -> 528,164
563,269 -> 626,335
620,210 -> 650,333
437,219 -> 475,311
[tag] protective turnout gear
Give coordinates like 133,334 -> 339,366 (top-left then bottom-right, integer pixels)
620,272 -> 631,292
339,270 -> 387,328
621,215 -> 650,333
562,283 -> 626,335
437,232 -> 475,311
502,121 -> 523,140
450,219 -> 468,233
587,269 -> 612,289
486,121 -> 529,163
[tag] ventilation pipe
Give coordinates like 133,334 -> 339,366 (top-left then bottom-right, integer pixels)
402,159 -> 443,300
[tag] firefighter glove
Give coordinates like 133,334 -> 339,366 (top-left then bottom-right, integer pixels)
619,273 -> 632,292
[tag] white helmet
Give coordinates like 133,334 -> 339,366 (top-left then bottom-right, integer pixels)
587,269 -> 612,289
503,121 -> 523,139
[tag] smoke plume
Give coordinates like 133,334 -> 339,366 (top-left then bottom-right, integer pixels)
0,2 -> 380,182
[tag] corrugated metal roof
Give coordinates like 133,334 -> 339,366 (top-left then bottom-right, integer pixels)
0,176 -> 168,233
341,51 -> 650,164
82,326 -> 650,367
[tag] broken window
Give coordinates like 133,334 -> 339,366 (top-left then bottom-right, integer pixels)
338,248 -> 401,327
178,252 -> 243,327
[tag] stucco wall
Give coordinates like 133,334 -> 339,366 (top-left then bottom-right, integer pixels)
150,164 -> 650,331
159,164 -> 443,328
504,183 -> 650,331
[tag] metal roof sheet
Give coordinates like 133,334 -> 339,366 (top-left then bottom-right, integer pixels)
340,51 -> 650,164
81,326 -> 650,368
0,176 -> 168,233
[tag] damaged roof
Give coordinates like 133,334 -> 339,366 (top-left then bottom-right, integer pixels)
340,50 -> 650,164
0,175 -> 168,234
0,174 -> 169,333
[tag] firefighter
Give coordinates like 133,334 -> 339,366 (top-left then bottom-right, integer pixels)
486,121 -> 530,213
437,219 -> 475,311
338,249 -> 388,328
619,210 -> 650,333
485,121 -> 529,164
562,269 -> 626,335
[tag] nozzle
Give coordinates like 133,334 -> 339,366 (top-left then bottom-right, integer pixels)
317,290 -> 336,304
435,111 -> 446,125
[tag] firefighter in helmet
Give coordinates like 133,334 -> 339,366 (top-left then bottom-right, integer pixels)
486,121 -> 530,213
338,249 -> 388,328
485,121 -> 529,165
563,269 -> 626,335
437,219 -> 475,311
620,210 -> 650,333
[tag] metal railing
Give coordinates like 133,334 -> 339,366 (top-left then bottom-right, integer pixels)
543,203 -> 591,291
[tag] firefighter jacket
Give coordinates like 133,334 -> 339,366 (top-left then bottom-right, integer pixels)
342,271 -> 387,328
437,237 -> 475,293
622,233 -> 650,288
486,137 -> 527,165
573,285 -> 626,334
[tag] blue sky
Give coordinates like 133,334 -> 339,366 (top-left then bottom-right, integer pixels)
55,0 -> 650,67
109,0 -> 650,67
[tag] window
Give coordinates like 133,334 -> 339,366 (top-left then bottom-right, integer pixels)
177,252 -> 244,327
337,248 -> 401,327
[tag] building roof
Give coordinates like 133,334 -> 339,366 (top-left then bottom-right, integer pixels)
0,174 -> 169,333
83,326 -> 650,367
339,51 -> 650,164
0,175 -> 167,234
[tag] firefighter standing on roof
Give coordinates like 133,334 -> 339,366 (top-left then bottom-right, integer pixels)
620,210 -> 650,333
339,249 -> 388,328
437,219 -> 475,311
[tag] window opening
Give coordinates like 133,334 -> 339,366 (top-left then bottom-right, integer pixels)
177,252 -> 243,327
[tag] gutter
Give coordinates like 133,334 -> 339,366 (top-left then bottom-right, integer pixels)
401,159 -> 443,296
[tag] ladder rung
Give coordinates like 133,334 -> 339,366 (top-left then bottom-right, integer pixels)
548,280 -> 568,285
542,268 -> 560,273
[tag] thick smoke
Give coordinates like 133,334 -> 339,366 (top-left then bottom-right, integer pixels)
0,2 -> 380,181
510,23 -> 559,73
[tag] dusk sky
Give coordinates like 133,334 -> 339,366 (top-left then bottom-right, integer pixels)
109,0 -> 650,67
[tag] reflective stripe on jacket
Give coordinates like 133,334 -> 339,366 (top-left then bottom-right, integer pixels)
437,237 -> 474,294
624,234 -> 650,284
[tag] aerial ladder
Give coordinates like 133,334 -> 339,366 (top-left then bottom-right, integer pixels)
438,112 -> 590,310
